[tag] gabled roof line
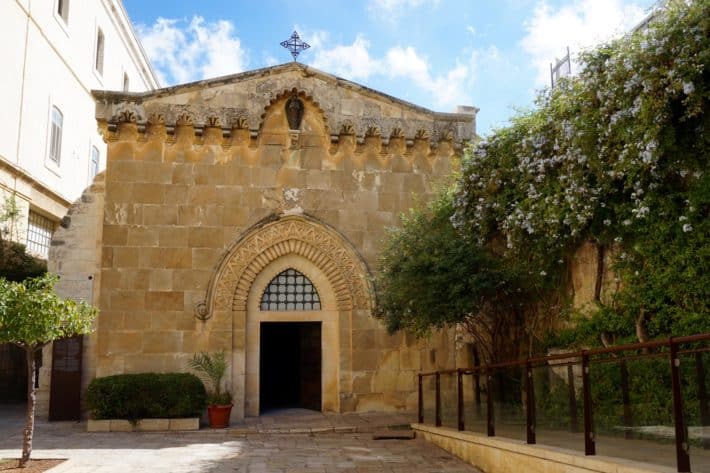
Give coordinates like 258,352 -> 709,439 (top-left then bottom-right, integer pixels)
92,62 -> 477,122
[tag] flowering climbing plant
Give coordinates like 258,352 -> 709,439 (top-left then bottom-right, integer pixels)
452,0 -> 709,344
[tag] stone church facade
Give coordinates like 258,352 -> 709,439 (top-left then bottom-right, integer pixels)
41,62 -> 476,420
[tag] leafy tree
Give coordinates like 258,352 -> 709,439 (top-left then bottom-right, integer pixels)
0,274 -> 97,467
374,186 -> 556,362
0,194 -> 46,282
452,0 -> 708,347
0,241 -> 47,282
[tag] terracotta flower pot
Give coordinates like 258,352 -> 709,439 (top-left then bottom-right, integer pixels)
207,403 -> 233,428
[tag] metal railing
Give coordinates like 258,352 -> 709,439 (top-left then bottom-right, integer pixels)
417,334 -> 710,473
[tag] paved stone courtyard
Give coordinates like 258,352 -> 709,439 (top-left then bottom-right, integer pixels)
0,406 -> 480,472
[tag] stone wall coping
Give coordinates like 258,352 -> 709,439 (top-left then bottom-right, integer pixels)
412,423 -> 675,473
92,63 -> 476,145
87,417 -> 199,432
92,62 -> 478,121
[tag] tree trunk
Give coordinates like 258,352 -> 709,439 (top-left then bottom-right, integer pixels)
635,309 -> 649,343
20,346 -> 37,468
594,243 -> 605,302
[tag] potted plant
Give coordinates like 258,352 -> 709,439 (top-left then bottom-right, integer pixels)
188,351 -> 232,428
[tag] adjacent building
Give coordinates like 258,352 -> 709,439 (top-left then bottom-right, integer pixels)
0,0 -> 157,405
0,0 -> 158,258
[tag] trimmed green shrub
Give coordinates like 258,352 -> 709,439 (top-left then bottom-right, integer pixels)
85,373 -> 206,420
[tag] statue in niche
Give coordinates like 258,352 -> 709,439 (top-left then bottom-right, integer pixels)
285,95 -> 304,130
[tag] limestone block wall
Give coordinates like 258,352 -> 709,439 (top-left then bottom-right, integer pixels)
40,174 -> 105,417
40,64 -> 478,420
569,240 -> 619,312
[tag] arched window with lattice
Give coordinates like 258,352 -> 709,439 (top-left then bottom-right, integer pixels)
260,268 -> 321,311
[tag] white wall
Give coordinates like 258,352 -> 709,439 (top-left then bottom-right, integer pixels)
0,0 -> 157,254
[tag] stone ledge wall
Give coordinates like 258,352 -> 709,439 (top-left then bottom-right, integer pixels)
413,424 -> 667,473
40,174 -> 106,418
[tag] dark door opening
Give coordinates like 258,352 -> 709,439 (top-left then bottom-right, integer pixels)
49,335 -> 83,421
0,343 -> 27,403
260,322 -> 321,413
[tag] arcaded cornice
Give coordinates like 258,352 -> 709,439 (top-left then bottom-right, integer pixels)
93,63 -> 477,147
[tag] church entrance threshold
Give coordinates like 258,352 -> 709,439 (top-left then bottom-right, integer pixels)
259,322 -> 322,414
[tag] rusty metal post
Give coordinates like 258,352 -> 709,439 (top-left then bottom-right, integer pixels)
567,364 -> 579,433
474,349 -> 482,417
418,374 -> 423,424
435,372 -> 442,427
696,352 -> 710,450
670,339 -> 691,472
487,367 -> 495,436
474,370 -> 482,413
619,358 -> 634,439
526,361 -> 536,444
457,369 -> 465,431
581,351 -> 596,455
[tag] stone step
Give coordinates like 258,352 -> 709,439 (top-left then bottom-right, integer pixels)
372,429 -> 416,440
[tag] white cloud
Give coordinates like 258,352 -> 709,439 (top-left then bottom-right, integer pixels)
309,34 -> 378,80
306,32 -> 491,110
521,0 -> 647,86
136,16 -> 247,86
384,46 -> 469,108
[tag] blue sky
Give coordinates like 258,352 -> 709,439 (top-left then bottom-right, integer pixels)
123,0 -> 657,136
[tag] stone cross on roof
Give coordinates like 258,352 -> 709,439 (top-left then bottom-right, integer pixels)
280,31 -> 310,61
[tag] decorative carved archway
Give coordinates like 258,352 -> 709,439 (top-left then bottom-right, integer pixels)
207,214 -> 373,314
205,214 -> 373,419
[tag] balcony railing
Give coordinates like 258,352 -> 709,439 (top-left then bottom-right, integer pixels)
417,334 -> 710,473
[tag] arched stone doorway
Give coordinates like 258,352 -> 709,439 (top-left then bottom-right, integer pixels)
205,215 -> 373,420
246,257 -> 338,415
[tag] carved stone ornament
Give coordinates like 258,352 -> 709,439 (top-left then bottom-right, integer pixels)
285,95 -> 304,131
208,215 -> 373,313
289,130 -> 300,150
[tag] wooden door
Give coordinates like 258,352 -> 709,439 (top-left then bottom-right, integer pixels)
299,323 -> 321,411
49,335 -> 83,421
0,343 -> 27,402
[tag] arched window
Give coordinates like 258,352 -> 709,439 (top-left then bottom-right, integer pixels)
260,268 -> 321,311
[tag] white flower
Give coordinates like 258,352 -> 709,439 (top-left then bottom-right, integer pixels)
683,82 -> 695,94
679,215 -> 688,221
683,224 -> 693,233
623,219 -> 632,226
539,271 -> 547,276
604,219 -> 611,226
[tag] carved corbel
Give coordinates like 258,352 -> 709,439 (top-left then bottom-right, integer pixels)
165,126 -> 176,144
354,135 -> 366,154
97,121 -> 116,142
404,139 -> 415,156
249,129 -> 259,148
329,134 -> 340,154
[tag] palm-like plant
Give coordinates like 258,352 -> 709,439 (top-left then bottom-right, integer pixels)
187,351 -> 232,405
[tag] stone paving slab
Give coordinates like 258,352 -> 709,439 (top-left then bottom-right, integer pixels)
230,408 -> 416,435
0,406 -> 480,472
